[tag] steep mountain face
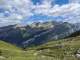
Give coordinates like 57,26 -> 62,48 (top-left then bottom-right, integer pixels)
0,21 -> 80,47
23,22 -> 77,46
22,22 -> 80,47
0,21 -> 56,47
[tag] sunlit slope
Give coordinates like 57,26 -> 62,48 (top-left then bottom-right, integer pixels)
0,35 -> 80,60
27,36 -> 80,60
0,41 -> 34,60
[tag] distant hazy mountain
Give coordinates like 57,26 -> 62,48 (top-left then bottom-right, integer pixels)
0,21 -> 80,48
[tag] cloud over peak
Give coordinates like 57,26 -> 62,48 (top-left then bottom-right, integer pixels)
0,0 -> 80,26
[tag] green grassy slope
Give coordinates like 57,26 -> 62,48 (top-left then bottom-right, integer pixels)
26,36 -> 80,60
0,36 -> 80,60
0,41 -> 26,60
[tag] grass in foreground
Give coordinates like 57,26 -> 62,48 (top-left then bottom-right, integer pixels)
0,36 -> 80,60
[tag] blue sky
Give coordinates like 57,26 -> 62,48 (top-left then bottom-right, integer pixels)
0,0 -> 80,26
54,0 -> 69,5
32,0 -> 42,5
32,0 -> 69,5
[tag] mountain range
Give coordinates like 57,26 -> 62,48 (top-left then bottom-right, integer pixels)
0,21 -> 80,48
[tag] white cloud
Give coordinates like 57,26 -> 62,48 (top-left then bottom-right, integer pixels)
33,2 -> 80,16
0,0 -> 34,26
32,0 -> 80,23
0,0 -> 80,26
69,0 -> 80,3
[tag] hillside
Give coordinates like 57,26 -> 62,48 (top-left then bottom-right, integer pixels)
0,41 -> 26,60
26,35 -> 80,60
0,35 -> 80,60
